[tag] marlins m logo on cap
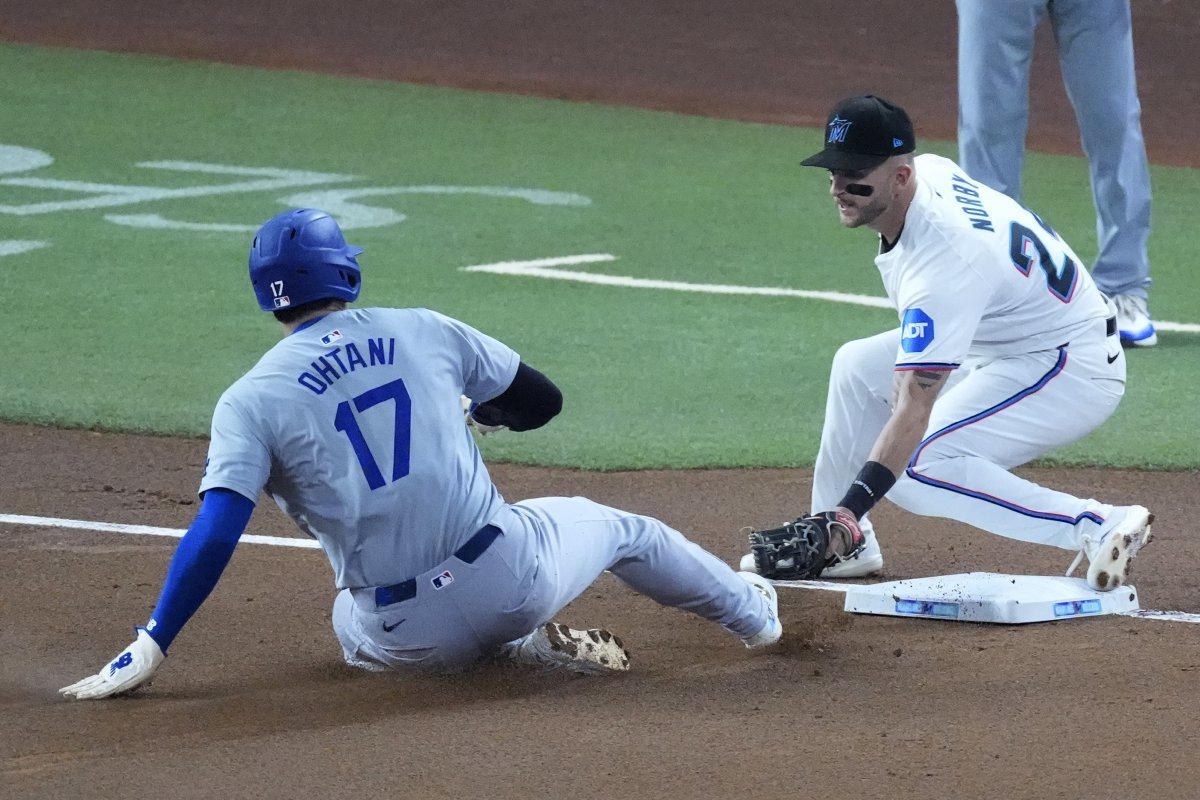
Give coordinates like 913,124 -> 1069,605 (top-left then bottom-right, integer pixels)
828,116 -> 853,144
801,95 -> 917,172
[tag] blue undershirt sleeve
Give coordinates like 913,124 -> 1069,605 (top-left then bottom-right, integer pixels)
144,487 -> 255,652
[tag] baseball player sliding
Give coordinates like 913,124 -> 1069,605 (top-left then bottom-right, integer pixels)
61,208 -> 781,700
743,96 -> 1153,589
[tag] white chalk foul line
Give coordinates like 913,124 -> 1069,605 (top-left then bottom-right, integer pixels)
461,255 -> 1200,332
0,513 -> 320,549
1121,609 -> 1200,624
771,578 -> 1200,624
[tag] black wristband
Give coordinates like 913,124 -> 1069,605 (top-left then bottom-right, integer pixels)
836,461 -> 897,520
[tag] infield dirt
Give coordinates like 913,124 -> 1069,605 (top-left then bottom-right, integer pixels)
2,3 -> 1198,798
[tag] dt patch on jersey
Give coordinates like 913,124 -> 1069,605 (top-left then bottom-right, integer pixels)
901,308 -> 935,353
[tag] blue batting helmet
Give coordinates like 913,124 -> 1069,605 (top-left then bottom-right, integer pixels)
249,208 -> 364,311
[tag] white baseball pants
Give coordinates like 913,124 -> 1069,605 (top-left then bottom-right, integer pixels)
812,321 -> 1126,552
332,498 -> 769,671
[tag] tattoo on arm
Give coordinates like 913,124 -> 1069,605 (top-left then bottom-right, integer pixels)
912,369 -> 948,391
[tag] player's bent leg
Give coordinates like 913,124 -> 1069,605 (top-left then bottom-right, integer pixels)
330,526 -> 553,673
512,497 -> 778,647
890,455 -> 1117,549
884,337 -> 1150,585
331,589 -> 393,673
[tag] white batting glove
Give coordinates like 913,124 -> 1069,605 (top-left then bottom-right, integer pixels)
460,395 -> 506,435
59,627 -> 165,700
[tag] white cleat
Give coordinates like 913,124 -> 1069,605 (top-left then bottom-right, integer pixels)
1112,294 -> 1157,348
821,531 -> 884,578
1066,505 -> 1155,592
737,571 -> 782,649
504,622 -> 631,675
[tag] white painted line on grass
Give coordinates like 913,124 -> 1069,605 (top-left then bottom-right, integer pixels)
1154,321 -> 1200,334
462,255 -> 895,308
106,214 -> 257,232
0,240 -> 49,257
461,255 -> 1200,330
0,513 -> 320,549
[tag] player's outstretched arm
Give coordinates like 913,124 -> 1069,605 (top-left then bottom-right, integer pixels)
867,367 -> 949,476
59,488 -> 255,700
817,368 -> 952,525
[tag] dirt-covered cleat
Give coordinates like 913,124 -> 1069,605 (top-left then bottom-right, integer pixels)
1066,506 -> 1154,591
504,622 -> 631,674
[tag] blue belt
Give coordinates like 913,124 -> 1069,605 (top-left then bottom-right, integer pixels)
373,524 -> 501,608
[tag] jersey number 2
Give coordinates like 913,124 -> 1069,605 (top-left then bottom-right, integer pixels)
333,378 -> 412,490
1008,219 -> 1078,302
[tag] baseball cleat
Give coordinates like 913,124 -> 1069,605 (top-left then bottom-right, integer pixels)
820,531 -> 884,578
1066,506 -> 1154,591
505,622 -> 631,675
1112,294 -> 1157,348
737,571 -> 782,649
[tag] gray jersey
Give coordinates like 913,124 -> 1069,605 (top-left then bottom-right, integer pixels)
200,307 -> 519,589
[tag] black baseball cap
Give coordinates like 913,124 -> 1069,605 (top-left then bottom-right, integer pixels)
801,95 -> 916,171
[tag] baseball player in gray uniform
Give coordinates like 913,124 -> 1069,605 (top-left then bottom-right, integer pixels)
741,96 -> 1154,589
61,208 -> 781,699
957,0 -> 1156,346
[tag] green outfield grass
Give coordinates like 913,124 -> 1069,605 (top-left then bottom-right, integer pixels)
2,43 -> 1197,469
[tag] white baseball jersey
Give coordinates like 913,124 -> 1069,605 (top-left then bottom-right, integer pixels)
199,307 -> 518,590
878,154 -> 1110,369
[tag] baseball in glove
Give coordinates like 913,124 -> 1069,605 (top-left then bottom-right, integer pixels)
747,509 -> 866,580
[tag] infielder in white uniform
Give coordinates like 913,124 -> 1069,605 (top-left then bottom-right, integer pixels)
743,96 -> 1153,590
61,208 -> 781,699
956,0 -> 1156,347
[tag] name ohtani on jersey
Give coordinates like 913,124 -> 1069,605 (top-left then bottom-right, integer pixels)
297,337 -> 397,395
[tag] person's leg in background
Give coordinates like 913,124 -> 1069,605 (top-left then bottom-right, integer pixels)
956,0 -> 1047,201
1050,0 -> 1155,346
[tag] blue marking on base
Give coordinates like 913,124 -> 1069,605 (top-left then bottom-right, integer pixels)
1053,599 -> 1102,617
895,599 -> 960,619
